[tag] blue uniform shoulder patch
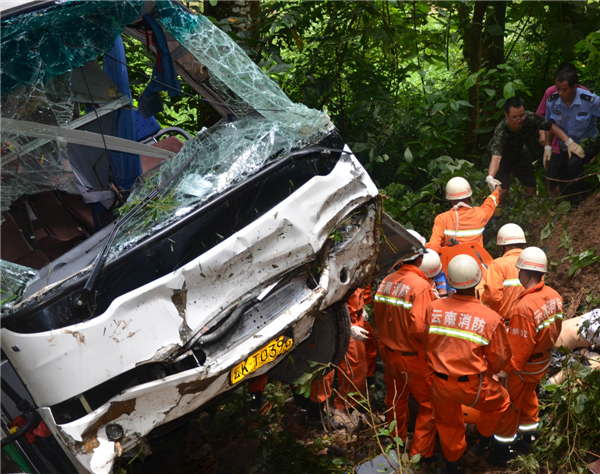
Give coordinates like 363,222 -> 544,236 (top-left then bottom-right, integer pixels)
581,93 -> 596,103
547,92 -> 559,102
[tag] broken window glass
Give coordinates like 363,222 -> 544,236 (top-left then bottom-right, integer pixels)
0,260 -> 38,313
1,1 -> 333,276
1,1 -> 145,218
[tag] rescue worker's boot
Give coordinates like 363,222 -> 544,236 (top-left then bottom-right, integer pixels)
419,454 -> 438,472
465,431 -> 493,462
486,440 -> 514,467
437,458 -> 463,474
515,431 -> 537,453
494,205 -> 503,217
249,391 -> 266,412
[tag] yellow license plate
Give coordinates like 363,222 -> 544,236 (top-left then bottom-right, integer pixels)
230,336 -> 293,384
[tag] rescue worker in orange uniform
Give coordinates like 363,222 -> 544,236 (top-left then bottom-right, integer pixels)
489,247 -> 563,465
374,230 -> 437,463
420,249 -> 444,297
426,177 -> 500,253
424,255 -> 512,473
362,284 -> 378,381
309,288 -> 372,412
248,374 -> 268,411
481,223 -> 526,323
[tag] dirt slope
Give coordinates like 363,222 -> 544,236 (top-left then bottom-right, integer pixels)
537,192 -> 600,312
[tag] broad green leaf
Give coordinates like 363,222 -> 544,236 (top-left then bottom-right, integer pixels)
456,100 -> 474,108
541,223 -> 553,240
404,147 -> 413,163
465,73 -> 478,89
486,24 -> 504,36
432,103 -> 447,114
556,201 -> 571,215
484,88 -> 496,97
209,0 -> 218,6
574,393 -> 588,414
474,126 -> 496,134
503,82 -> 515,99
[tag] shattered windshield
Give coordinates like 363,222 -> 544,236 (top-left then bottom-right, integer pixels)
1,1 -> 332,261
0,260 -> 38,312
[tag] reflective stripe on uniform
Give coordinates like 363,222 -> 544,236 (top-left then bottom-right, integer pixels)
374,294 -> 412,309
503,279 -> 522,287
429,325 -> 489,346
490,194 -> 498,205
536,315 -> 557,333
518,422 -> 539,432
443,228 -> 485,237
556,312 -> 563,319
494,434 -> 516,443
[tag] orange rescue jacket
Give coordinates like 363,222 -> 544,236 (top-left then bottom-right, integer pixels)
504,282 -> 562,382
424,294 -> 511,377
347,288 -> 365,324
481,248 -> 524,321
426,189 -> 499,253
374,264 -> 435,353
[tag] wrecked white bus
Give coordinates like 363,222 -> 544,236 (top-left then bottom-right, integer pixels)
0,2 -> 423,472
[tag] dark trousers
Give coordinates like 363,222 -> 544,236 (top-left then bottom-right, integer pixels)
545,143 -> 600,201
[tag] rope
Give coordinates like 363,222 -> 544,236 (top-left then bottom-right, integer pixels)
465,372 -> 484,408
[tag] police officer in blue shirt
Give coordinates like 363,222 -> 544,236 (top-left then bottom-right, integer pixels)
545,69 -> 600,207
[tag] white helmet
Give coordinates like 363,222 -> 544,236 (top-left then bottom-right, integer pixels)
420,249 -> 442,279
447,254 -> 482,289
497,223 -> 526,246
402,229 -> 426,262
516,246 -> 547,273
445,177 -> 472,201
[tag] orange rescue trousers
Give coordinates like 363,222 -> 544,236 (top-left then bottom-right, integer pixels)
379,343 -> 436,458
495,373 -> 540,442
431,372 -> 510,462
309,335 -> 368,411
248,374 -> 267,393
364,320 -> 377,378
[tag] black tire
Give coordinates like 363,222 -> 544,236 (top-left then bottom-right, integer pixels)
269,305 -> 351,384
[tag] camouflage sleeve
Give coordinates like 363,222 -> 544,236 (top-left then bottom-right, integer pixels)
531,112 -> 553,131
488,122 -> 507,156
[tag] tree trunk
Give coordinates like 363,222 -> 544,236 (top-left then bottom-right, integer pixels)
483,1 -> 506,71
463,1 -> 489,159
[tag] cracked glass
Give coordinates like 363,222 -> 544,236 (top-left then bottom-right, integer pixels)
0,260 -> 38,313
1,0 -> 333,306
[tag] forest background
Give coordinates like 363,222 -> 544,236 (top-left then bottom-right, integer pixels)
120,2 -> 600,473
127,0 -> 600,243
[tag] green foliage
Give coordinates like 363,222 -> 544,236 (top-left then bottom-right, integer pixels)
513,360 -> 600,473
250,382 -> 343,474
117,178 -> 177,230
540,201 -> 571,241
294,361 -> 331,398
122,33 -> 221,133
563,249 -> 600,277
382,155 -> 484,238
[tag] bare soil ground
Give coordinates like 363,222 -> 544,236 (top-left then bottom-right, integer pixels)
530,191 -> 600,312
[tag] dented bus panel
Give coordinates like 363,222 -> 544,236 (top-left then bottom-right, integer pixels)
0,2 -> 422,472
